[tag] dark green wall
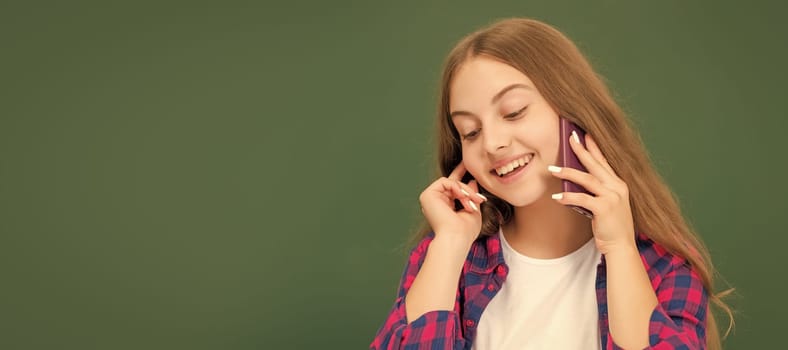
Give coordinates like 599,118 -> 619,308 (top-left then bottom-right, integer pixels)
2,1 -> 784,349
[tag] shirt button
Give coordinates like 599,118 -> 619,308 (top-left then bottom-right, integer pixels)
496,266 -> 505,276
487,283 -> 495,291
465,319 -> 475,327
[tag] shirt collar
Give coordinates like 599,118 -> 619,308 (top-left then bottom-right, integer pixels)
468,230 -> 507,274
467,229 -> 655,273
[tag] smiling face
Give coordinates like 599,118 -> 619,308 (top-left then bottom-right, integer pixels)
449,56 -> 562,207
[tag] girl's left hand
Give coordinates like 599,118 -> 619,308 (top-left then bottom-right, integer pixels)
548,131 -> 637,255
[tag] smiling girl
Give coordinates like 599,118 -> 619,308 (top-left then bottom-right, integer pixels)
371,18 -> 732,350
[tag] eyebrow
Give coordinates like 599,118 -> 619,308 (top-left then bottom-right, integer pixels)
449,83 -> 531,118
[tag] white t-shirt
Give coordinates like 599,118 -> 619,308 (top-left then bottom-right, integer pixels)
472,229 -> 603,350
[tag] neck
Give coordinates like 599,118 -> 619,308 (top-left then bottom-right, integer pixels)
502,193 -> 593,259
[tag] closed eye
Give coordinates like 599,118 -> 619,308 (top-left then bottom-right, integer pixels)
460,106 -> 527,141
462,129 -> 480,140
504,106 -> 528,120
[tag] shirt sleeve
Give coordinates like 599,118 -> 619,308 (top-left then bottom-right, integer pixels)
607,261 -> 709,350
370,234 -> 466,350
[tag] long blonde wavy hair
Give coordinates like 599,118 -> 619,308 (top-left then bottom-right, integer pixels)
416,18 -> 734,349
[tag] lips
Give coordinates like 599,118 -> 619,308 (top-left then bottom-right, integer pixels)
493,160 -> 529,184
492,154 -> 534,177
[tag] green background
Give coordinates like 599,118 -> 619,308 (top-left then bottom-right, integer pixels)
1,1 -> 784,349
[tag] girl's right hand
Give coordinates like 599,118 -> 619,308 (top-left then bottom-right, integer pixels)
418,162 -> 487,245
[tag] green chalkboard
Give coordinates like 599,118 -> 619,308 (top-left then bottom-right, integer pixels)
1,1 -> 785,349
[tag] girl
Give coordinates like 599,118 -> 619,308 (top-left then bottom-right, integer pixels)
371,18 -> 732,349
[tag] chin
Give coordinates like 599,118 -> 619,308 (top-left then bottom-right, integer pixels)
485,175 -> 561,207
500,192 -> 542,208
486,182 -> 548,208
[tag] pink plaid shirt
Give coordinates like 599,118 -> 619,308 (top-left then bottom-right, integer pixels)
371,232 -> 708,349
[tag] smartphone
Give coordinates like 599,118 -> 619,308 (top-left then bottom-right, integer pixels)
559,117 -> 593,218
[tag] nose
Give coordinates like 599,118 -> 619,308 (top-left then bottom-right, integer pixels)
482,122 -> 511,155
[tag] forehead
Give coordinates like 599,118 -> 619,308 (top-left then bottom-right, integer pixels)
449,56 -> 536,109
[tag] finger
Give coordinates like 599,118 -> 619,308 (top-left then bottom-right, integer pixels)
568,131 -> 615,183
438,178 -> 473,203
468,180 -> 489,204
584,134 -> 616,176
550,191 -> 598,214
422,177 -> 465,204
467,180 -> 483,198
457,180 -> 487,204
467,179 -> 479,192
548,165 -> 612,197
422,178 -> 478,213
450,187 -> 479,213
447,162 -> 467,181
464,198 -> 480,213
455,182 -> 481,213
438,178 -> 480,212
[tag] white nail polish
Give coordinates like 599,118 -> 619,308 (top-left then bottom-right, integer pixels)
469,200 -> 478,211
548,165 -> 562,173
475,193 -> 488,201
461,188 -> 470,196
571,131 -> 581,144
551,193 -> 563,200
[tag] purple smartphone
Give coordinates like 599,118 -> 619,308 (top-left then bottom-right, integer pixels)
559,117 -> 593,218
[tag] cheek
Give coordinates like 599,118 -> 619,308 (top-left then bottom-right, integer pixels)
461,147 -> 486,180
541,128 -> 561,164
517,118 -> 560,163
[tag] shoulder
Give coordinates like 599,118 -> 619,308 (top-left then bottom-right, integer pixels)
635,234 -> 685,273
634,234 -> 704,292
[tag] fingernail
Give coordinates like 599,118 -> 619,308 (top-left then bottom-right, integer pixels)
460,188 -> 470,196
551,193 -> 563,200
571,131 -> 580,144
469,200 -> 479,211
475,193 -> 488,201
547,165 -> 562,173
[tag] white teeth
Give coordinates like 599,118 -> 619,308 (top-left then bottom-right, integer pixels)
495,154 -> 533,176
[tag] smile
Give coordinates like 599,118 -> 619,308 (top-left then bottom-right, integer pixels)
493,154 -> 534,177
